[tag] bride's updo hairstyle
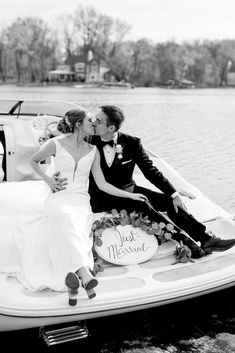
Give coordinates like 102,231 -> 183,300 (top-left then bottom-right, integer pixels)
57,109 -> 87,134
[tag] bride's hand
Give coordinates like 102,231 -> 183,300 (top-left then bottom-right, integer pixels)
53,171 -> 68,191
130,193 -> 148,202
44,174 -> 67,193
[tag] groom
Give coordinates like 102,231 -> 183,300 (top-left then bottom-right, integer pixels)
89,105 -> 235,258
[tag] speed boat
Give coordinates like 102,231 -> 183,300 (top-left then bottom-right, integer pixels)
0,100 -> 234,344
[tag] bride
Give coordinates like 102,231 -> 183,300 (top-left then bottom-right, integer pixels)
0,108 -> 147,306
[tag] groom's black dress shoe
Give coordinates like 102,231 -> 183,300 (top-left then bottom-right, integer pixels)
201,236 -> 235,252
182,237 -> 206,259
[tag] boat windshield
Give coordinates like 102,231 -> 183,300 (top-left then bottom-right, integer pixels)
0,100 -> 81,117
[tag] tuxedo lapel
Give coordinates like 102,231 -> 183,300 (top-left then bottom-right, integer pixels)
95,137 -> 105,157
94,137 -> 108,168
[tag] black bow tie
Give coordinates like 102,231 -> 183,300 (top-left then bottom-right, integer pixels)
100,139 -> 114,147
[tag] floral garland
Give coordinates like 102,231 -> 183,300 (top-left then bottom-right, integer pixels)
91,209 -> 193,273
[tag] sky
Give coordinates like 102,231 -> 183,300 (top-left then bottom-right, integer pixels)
1,0 -> 235,43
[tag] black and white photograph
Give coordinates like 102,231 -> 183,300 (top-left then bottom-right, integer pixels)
0,1 -> 235,352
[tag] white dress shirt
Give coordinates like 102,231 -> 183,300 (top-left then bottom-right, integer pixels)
101,133 -> 118,167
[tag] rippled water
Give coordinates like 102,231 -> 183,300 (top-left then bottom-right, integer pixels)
0,85 -> 235,352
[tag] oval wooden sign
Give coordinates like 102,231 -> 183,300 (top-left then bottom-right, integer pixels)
95,225 -> 158,265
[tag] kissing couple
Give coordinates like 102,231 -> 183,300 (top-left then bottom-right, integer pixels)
0,105 -> 234,306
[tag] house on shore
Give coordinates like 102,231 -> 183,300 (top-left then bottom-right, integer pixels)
48,65 -> 75,83
48,52 -> 110,83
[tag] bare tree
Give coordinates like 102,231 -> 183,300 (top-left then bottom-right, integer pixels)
107,42 -> 133,82
110,18 -> 131,56
5,17 -> 58,84
93,14 -> 113,63
73,5 -> 115,79
130,38 -> 155,85
0,28 -> 7,82
57,14 -> 77,58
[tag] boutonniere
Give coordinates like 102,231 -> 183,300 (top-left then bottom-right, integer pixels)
114,144 -> 123,159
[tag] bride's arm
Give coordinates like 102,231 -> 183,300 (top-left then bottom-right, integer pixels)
29,140 -> 55,179
29,141 -> 62,192
91,150 -> 147,202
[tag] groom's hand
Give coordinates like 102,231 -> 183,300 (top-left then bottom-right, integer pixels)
173,195 -> 188,213
53,171 -> 68,192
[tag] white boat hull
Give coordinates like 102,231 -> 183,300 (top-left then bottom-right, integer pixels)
1,244 -> 235,331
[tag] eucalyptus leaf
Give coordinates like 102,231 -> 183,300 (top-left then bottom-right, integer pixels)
96,237 -> 103,247
166,223 -> 174,232
152,222 -> 159,230
164,232 -> 172,240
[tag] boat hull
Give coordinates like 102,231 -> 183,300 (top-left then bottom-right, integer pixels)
1,280 -> 235,332
1,236 -> 235,331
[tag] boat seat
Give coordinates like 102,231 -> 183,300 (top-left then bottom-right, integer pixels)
183,197 -> 223,223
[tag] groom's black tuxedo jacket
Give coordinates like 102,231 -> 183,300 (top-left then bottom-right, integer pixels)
89,132 -> 176,199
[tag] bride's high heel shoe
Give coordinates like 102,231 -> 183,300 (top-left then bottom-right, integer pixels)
85,288 -> 96,299
65,272 -> 80,306
77,267 -> 98,299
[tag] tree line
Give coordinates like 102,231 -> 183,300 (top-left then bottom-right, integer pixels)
1,5 -> 235,87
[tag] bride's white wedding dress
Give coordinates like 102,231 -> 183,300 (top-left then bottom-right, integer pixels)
0,136 -> 97,292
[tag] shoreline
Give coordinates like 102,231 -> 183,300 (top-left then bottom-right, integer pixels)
1,81 -> 235,89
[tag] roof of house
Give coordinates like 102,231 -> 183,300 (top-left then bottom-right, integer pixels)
64,55 -> 108,68
64,55 -> 87,65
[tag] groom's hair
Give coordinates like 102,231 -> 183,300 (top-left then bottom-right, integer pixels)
99,105 -> 125,131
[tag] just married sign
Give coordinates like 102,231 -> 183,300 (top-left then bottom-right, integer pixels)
95,225 -> 158,265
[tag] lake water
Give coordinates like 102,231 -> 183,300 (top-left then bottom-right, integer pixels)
0,84 -> 235,352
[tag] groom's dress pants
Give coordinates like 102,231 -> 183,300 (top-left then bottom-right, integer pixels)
91,185 -> 208,243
